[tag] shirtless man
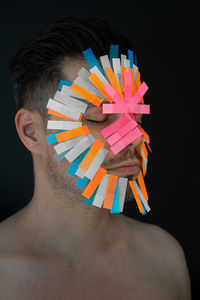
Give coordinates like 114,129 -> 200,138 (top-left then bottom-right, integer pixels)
0,17 -> 191,299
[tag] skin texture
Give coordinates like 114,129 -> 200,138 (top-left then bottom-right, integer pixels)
0,59 -> 192,299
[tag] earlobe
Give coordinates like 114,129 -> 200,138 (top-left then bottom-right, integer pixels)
15,108 -> 42,154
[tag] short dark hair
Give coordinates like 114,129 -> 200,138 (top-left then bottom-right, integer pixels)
9,16 -> 136,120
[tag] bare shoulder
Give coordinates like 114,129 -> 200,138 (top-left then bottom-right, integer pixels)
120,214 -> 192,300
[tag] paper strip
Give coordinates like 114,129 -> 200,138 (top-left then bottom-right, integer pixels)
78,139 -> 104,172
82,167 -> 107,199
121,54 -> 127,67
137,171 -> 149,201
58,80 -> 72,89
88,73 -> 113,103
76,176 -> 90,189
92,174 -> 109,208
133,181 -> 151,212
132,64 -> 138,85
74,76 -> 104,99
54,149 -> 70,163
84,147 -> 109,180
112,58 -> 122,88
100,55 -> 111,70
110,126 -> 143,155
126,82 -> 148,105
54,135 -> 85,155
100,114 -> 131,138
83,186 -> 98,205
106,118 -> 138,146
82,48 -> 104,75
69,82 -> 103,107
56,125 -> 90,143
67,148 -> 90,177
65,134 -> 95,163
124,71 -> 132,99
48,109 -> 83,122
47,120 -> 82,130
102,103 -> 150,114
124,59 -> 130,71
128,50 -> 134,68
129,181 -> 145,213
104,68 -> 124,99
103,174 -> 118,209
89,66 -> 109,86
46,130 -> 65,145
104,83 -> 124,104
110,180 -> 120,213
61,84 -> 86,101
47,98 -> 81,121
77,66 -> 91,80
118,177 -> 128,212
54,91 -> 88,113
109,44 -> 119,62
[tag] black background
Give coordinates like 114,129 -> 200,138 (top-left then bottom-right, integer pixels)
1,0 -> 199,298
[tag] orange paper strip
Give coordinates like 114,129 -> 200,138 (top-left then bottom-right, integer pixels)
69,82 -> 103,107
56,125 -> 90,142
141,140 -> 148,159
129,181 -> 145,213
105,68 -> 124,100
82,167 -> 107,199
48,109 -> 83,121
137,171 -> 149,202
103,175 -> 118,209
136,70 -> 144,104
121,65 -> 126,93
140,128 -> 150,144
88,73 -> 113,103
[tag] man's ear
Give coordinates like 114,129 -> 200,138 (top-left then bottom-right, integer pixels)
15,108 -> 46,155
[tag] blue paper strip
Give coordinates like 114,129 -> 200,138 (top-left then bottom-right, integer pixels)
83,186 -> 98,205
110,44 -> 119,62
82,48 -> 104,76
134,55 -> 138,66
110,180 -> 120,214
76,176 -> 89,189
67,147 -> 90,177
46,130 -> 65,145
128,50 -> 134,68
58,80 -> 72,90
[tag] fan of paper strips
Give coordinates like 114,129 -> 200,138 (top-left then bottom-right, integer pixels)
46,45 -> 151,215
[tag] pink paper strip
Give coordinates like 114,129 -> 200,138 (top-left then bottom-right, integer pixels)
110,127 -> 143,155
104,83 -> 124,104
127,82 -> 148,105
106,118 -> 138,146
124,72 -> 132,99
102,103 -> 150,114
100,114 -> 131,138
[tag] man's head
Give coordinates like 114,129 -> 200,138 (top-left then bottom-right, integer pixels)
10,16 -> 143,203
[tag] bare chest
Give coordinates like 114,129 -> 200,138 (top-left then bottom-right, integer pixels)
1,256 -> 178,300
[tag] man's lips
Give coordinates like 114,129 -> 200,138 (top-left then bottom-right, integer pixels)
106,160 -> 141,175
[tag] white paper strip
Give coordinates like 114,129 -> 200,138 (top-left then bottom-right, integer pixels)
84,147 -> 109,180
47,98 -> 81,121
124,59 -> 130,71
65,134 -> 95,163
75,167 -> 85,178
61,85 -> 86,101
141,148 -> 148,174
132,64 -> 138,85
118,177 -> 128,212
77,66 -> 91,80
74,76 -> 104,99
90,66 -> 109,86
133,181 -> 151,212
92,173 -> 109,207
100,55 -> 111,70
54,136 -> 85,155
121,54 -> 127,67
54,91 -> 87,113
47,120 -> 82,130
112,58 -> 122,88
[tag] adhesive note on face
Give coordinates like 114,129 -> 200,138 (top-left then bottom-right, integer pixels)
100,114 -> 131,138
74,76 -> 104,99
46,130 -> 65,145
83,48 -> 104,76
90,66 -> 109,86
54,136 -> 85,155
103,175 -> 118,209
128,50 -> 134,68
61,84 -> 87,101
102,103 -> 150,114
83,186 -> 98,205
58,80 -> 72,89
124,59 -> 130,72
124,71 -> 132,99
84,147 -> 109,180
104,68 -> 124,100
129,181 -> 145,214
65,134 -> 95,163
54,91 -> 88,113
54,149 -> 70,163
104,83 -> 124,104
67,148 -> 90,177
77,66 -> 91,80
78,139 -> 104,172
106,118 -> 138,146
47,98 -> 82,121
137,171 -> 149,201
47,120 -> 82,130
110,180 -> 120,213
88,73 -> 113,103
110,126 -> 143,155
118,177 -> 128,212
92,174 -> 109,208
110,44 -> 119,62
112,58 -> 122,88
76,176 -> 90,189
56,125 -> 90,143
48,109 -> 83,122
133,181 -> 151,212
82,167 -> 107,199
128,82 -> 148,105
